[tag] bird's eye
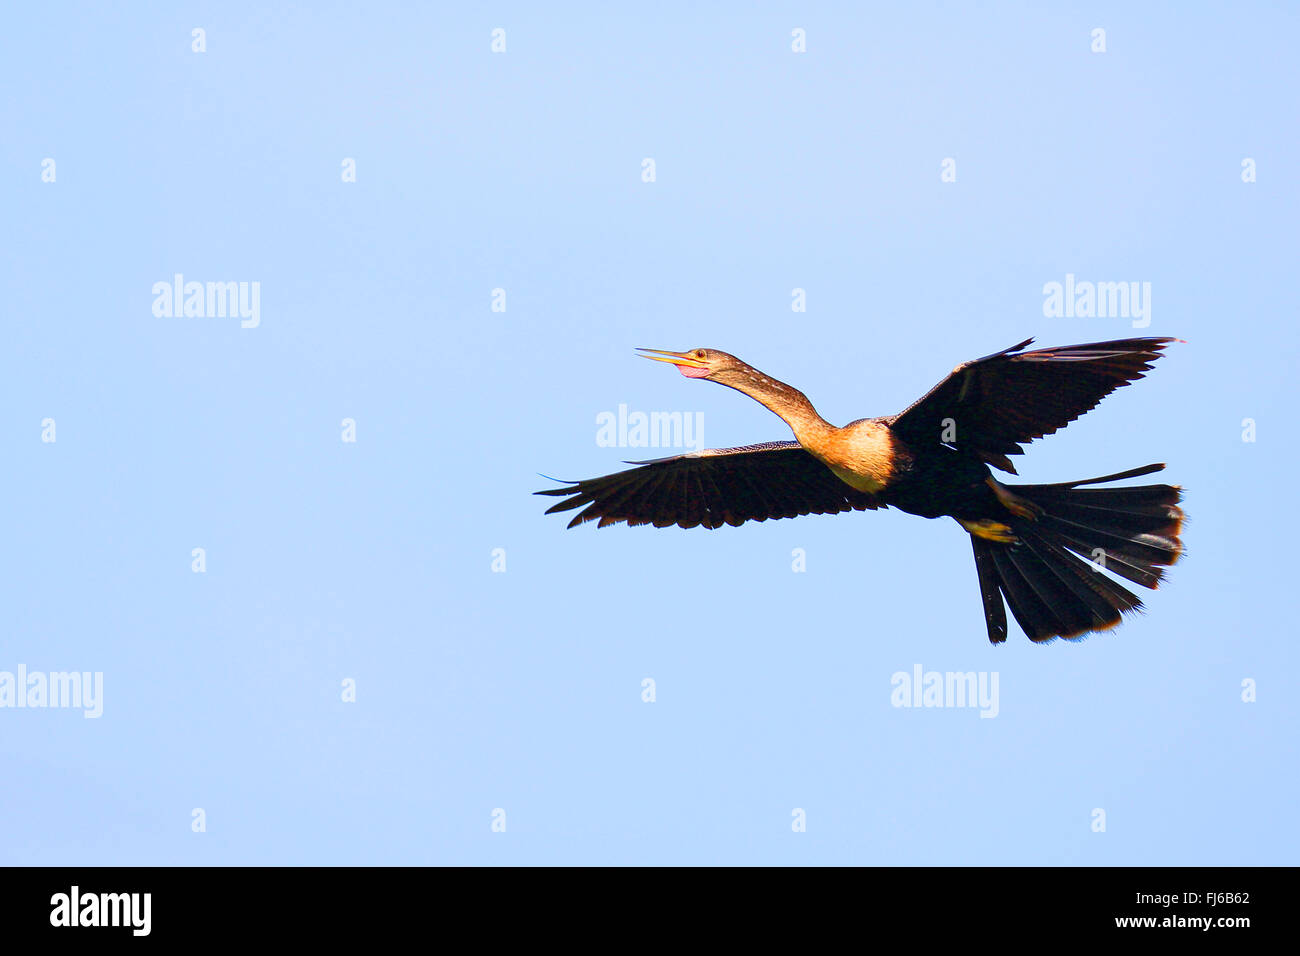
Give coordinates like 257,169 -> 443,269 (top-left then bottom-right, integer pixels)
695,350 -> 706,359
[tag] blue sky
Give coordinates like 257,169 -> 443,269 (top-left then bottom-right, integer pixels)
2,2 -> 1296,865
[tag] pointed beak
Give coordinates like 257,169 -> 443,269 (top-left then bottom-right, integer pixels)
635,347 -> 709,369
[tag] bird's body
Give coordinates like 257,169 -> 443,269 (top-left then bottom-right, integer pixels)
807,418 -> 900,495
538,338 -> 1184,644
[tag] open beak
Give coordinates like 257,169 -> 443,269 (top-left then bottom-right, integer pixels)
636,348 -> 709,370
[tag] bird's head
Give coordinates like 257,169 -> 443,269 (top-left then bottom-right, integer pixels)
636,347 -> 748,382
635,345 -> 816,431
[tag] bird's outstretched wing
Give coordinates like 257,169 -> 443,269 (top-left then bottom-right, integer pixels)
537,441 -> 881,529
885,337 -> 1176,473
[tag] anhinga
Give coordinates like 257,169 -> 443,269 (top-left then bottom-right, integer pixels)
537,338 -> 1184,644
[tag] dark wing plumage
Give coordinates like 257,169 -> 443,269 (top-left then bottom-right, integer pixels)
885,337 -> 1176,473
536,441 -> 881,530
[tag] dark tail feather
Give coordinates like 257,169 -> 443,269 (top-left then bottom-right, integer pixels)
972,465 -> 1184,643
970,537 -> 1008,643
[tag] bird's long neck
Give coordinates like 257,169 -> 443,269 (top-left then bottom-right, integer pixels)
719,368 -> 834,449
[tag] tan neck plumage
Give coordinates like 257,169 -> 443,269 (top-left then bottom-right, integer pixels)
720,368 -> 896,494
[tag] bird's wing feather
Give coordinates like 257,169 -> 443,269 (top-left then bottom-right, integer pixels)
884,337 -> 1176,473
536,441 -> 881,529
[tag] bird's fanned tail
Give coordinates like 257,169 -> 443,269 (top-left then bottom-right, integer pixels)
971,464 -> 1184,643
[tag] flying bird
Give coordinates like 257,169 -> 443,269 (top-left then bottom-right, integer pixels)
537,338 -> 1184,643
